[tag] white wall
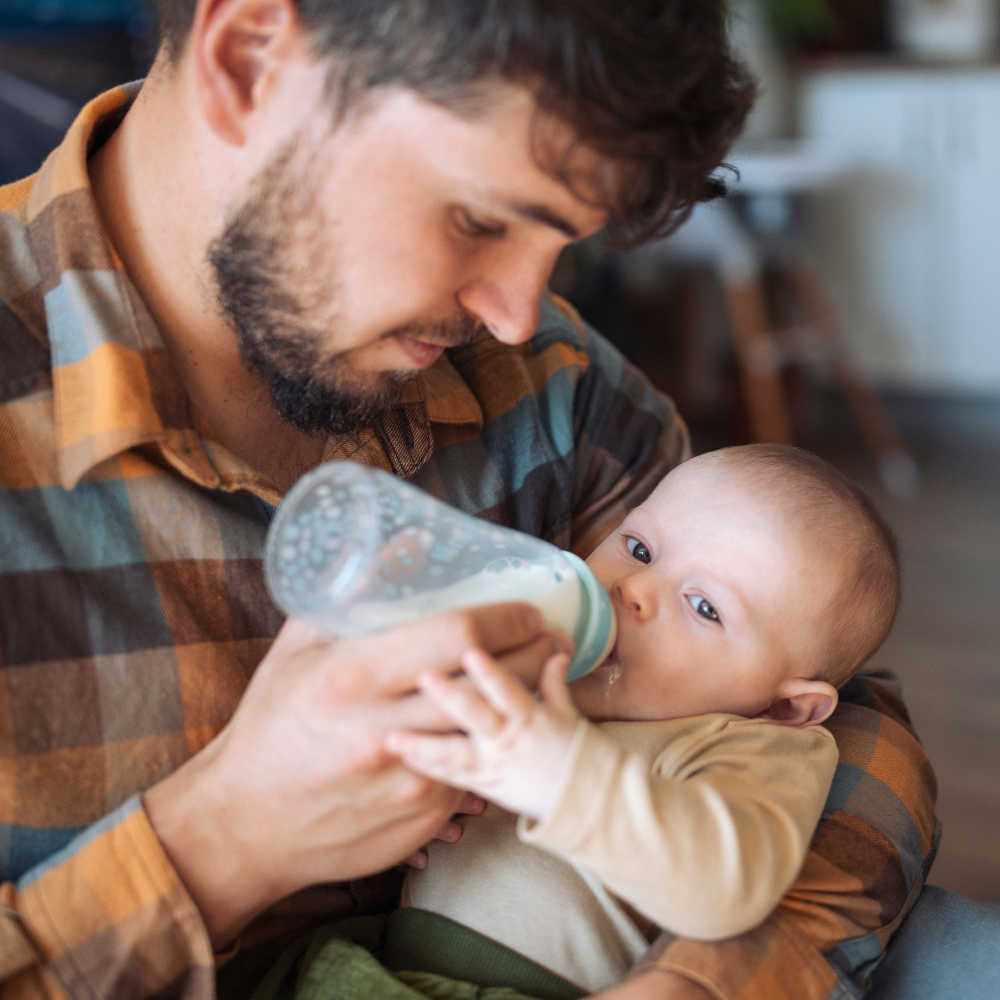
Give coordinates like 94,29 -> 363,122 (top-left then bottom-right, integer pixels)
801,67 -> 1000,393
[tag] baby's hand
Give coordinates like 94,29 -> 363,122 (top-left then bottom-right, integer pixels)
386,650 -> 581,820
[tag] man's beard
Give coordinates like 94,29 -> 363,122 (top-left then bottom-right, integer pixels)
208,142 -> 480,437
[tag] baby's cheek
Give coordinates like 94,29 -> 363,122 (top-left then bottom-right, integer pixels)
567,673 -> 601,717
581,544 -> 618,590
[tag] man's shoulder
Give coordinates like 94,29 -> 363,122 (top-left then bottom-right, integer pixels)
536,292 -> 586,346
516,292 -> 633,398
1,173 -> 42,293
439,292 -> 627,423
0,174 -> 52,407
0,174 -> 35,217
532,293 -> 616,373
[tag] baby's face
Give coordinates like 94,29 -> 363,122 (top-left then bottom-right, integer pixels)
572,456 -> 843,723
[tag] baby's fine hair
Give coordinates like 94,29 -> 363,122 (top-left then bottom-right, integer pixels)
716,444 -> 900,688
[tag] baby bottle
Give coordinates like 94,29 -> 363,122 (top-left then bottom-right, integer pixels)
265,461 -> 616,681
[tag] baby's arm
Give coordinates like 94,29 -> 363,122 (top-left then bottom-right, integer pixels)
518,714 -> 839,939
387,649 -> 839,941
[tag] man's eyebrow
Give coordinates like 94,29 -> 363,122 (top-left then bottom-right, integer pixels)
506,201 -> 580,239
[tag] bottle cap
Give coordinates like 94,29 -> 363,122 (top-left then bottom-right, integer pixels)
562,552 -> 617,682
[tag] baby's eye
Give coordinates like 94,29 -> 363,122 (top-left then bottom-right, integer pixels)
626,537 -> 651,564
687,595 -> 720,622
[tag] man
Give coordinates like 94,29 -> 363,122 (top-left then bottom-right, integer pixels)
0,1 -> 936,998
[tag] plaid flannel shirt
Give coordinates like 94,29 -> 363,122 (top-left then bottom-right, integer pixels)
0,85 -> 938,1000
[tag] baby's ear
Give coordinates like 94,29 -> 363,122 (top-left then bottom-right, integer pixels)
757,678 -> 839,729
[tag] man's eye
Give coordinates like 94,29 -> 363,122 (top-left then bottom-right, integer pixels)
626,537 -> 651,564
457,210 -> 505,239
687,595 -> 720,622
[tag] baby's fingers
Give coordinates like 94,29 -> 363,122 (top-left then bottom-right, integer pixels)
461,648 -> 537,717
385,731 -> 479,787
538,653 -> 575,713
418,669 -> 506,737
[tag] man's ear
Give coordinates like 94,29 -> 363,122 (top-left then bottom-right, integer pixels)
192,0 -> 298,145
757,678 -> 839,729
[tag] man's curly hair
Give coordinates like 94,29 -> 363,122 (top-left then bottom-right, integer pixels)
156,0 -> 755,243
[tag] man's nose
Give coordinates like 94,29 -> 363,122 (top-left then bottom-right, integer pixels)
456,249 -> 555,346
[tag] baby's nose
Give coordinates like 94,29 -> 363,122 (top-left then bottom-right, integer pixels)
613,575 -> 655,620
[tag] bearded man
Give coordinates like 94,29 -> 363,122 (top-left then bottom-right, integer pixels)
0,2 -> 937,999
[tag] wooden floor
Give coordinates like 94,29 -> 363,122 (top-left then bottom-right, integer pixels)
806,396 -> 1000,904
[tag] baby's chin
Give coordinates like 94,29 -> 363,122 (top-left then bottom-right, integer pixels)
569,655 -> 627,720
569,648 -> 620,686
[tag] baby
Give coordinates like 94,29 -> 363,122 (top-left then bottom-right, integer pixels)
386,444 -> 900,995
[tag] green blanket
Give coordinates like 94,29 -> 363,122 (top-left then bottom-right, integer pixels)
217,910 -> 586,1000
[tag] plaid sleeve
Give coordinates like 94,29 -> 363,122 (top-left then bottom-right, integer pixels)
644,675 -> 939,1000
0,798 -> 214,998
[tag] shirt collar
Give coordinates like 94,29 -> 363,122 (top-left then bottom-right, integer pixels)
27,84 -> 483,495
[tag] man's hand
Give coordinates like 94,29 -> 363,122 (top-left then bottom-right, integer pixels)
593,969 -> 716,1000
402,792 -> 486,870
386,647 -> 581,819
143,604 -> 571,948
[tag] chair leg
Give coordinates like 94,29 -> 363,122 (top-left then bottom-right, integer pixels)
723,280 -> 794,445
783,261 -> 919,494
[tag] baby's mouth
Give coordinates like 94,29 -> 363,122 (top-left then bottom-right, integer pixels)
595,641 -> 620,672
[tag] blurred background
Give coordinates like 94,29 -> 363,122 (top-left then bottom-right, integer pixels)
1,0 -> 997,903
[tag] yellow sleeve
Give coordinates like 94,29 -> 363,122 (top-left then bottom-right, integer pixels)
518,716 -> 838,940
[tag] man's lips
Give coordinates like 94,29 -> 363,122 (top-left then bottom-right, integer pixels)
394,335 -> 447,368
